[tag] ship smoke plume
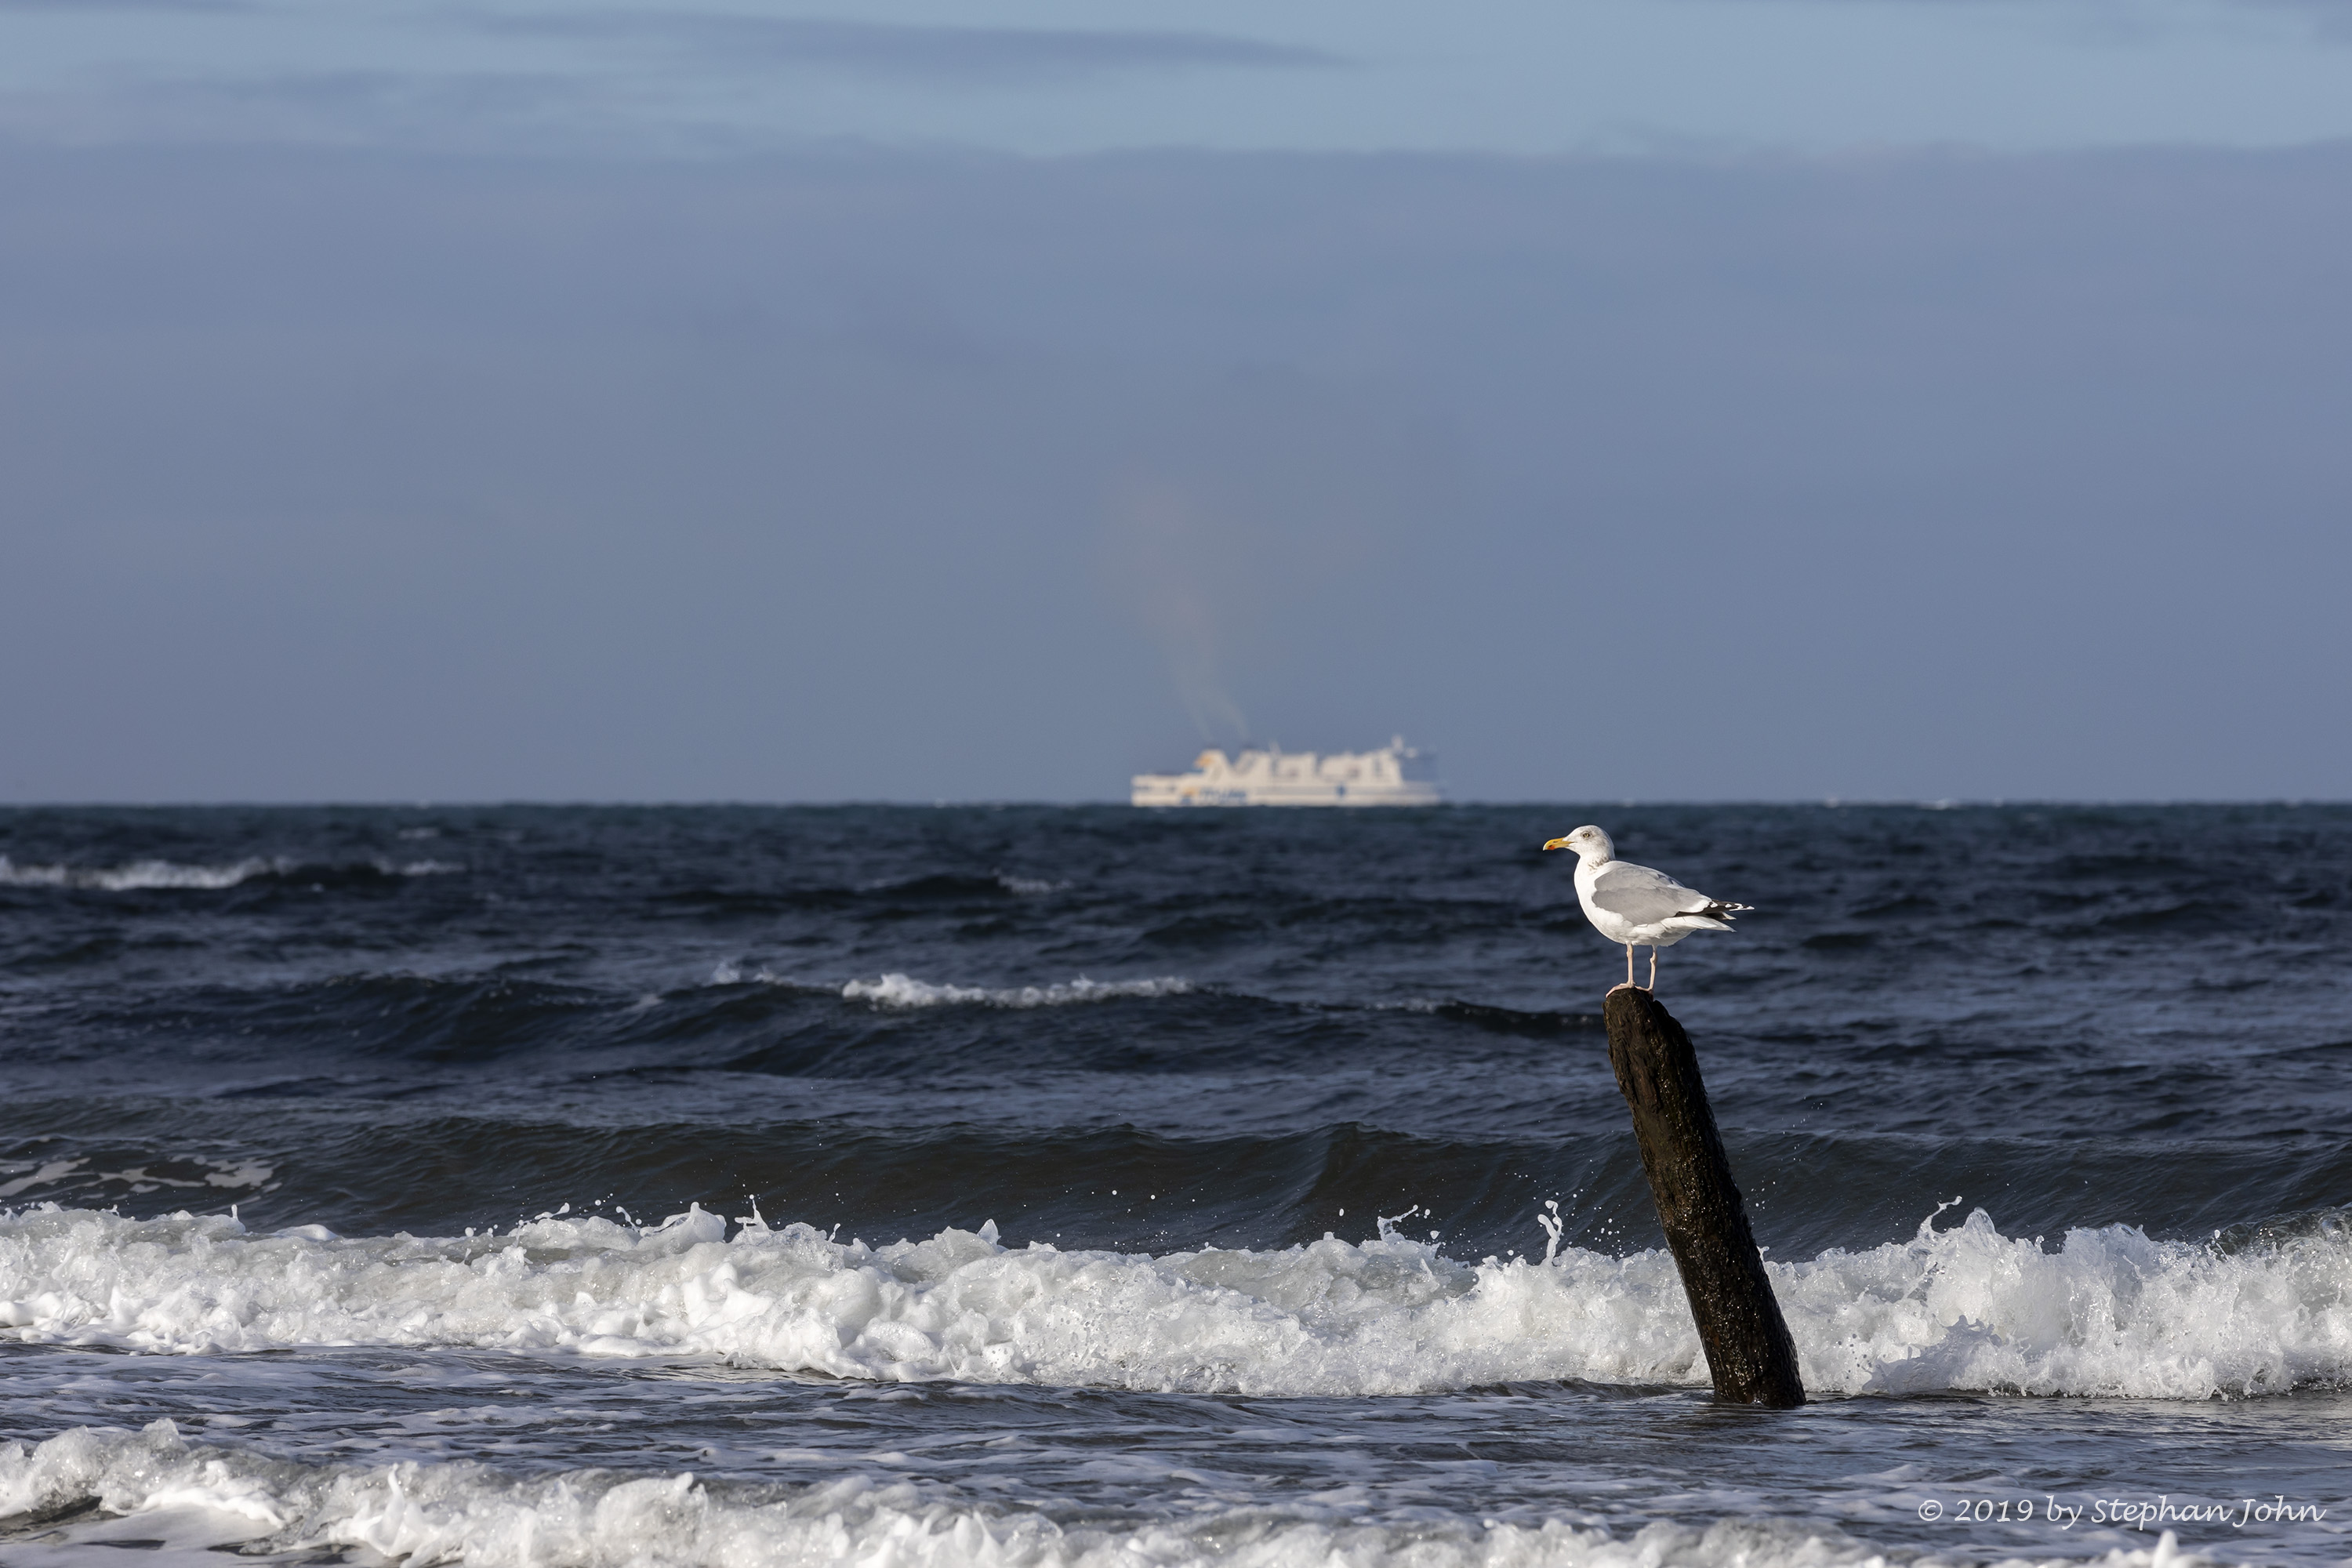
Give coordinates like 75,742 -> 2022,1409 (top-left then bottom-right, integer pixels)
1102,483 -> 1251,746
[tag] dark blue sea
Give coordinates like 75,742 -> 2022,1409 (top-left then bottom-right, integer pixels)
3,804 -> 2348,1566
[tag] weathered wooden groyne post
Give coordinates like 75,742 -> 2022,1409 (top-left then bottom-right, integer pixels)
1604,986 -> 1805,1407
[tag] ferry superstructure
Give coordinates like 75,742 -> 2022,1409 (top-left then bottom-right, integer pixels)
1131,737 -> 1440,808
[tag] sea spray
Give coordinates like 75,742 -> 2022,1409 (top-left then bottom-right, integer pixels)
0,1421 -> 2230,1568
4,1202 -> 2347,1399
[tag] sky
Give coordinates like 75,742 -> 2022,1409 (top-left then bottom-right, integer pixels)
2,1 -> 2349,802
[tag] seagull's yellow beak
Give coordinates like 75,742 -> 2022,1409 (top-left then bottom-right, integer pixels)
1542,837 -> 1571,851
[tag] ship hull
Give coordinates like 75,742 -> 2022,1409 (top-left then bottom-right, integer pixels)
1131,779 -> 1441,808
1131,739 -> 1441,808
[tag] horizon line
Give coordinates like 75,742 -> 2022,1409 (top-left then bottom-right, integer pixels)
1,797 -> 2343,811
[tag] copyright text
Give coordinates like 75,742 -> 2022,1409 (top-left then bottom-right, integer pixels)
1917,1495 -> 2329,1531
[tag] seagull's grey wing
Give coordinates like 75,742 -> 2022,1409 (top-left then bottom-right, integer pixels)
1588,862 -> 1748,924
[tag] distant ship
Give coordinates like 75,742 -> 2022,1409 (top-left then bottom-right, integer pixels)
1131,737 -> 1441,808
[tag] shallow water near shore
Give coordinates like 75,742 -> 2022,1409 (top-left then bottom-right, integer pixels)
4,803 -> 2349,1565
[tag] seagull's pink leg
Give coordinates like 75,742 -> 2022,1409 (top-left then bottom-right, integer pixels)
1648,946 -> 1658,991
1624,943 -> 1635,987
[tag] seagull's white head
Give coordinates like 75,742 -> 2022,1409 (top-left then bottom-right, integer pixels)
1541,825 -> 1613,866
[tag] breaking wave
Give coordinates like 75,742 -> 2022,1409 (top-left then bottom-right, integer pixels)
2,1203 -> 2344,1400
0,1421 -> 2216,1568
0,855 -> 286,891
0,856 -> 461,891
840,974 -> 1195,1010
702,966 -> 1196,1008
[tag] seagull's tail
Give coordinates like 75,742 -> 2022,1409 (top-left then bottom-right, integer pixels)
1665,899 -> 1751,934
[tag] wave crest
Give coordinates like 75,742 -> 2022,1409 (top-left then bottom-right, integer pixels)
0,856 -> 460,891
2,1203 -> 2346,1399
0,855 -> 285,891
840,974 -> 1194,1010
5,1420 -> 2216,1568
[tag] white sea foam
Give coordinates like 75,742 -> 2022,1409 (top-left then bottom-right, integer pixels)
0,1421 -> 2220,1568
701,967 -> 1189,1005
842,974 -> 1193,1009
0,855 -> 285,891
0,856 -> 459,891
0,1157 -> 274,1202
2,1204 -> 2346,1399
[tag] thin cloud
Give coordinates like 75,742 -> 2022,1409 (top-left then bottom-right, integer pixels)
0,68 -> 651,155
476,12 -> 1343,82
0,0 -> 248,9
2230,0 -> 2352,42
1715,0 -> 2352,43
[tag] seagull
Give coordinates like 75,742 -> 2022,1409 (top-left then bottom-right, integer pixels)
1542,826 -> 1751,992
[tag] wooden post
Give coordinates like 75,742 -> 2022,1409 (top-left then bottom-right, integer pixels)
1603,986 -> 1805,1407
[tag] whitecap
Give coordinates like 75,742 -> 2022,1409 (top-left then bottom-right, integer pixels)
842,974 -> 1192,1010
0,855 -> 284,891
0,855 -> 458,890
2,1202 -> 2345,1399
5,1419 -> 2208,1568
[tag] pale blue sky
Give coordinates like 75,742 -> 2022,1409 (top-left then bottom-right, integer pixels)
3,4 -> 2349,801
9,0 -> 2352,157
